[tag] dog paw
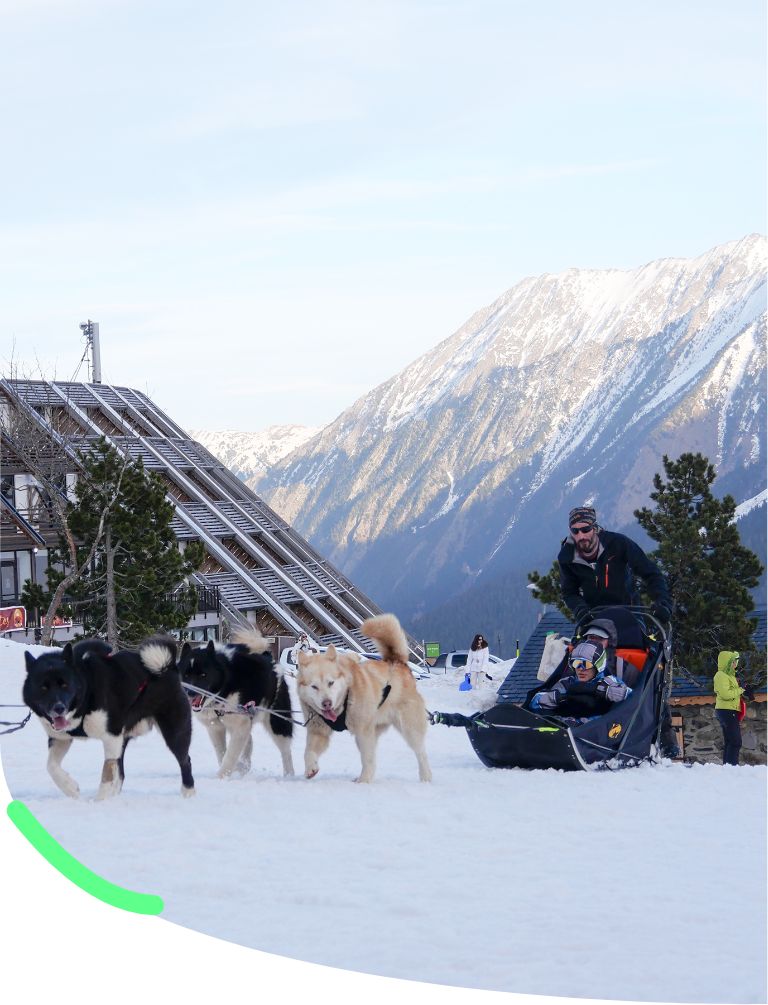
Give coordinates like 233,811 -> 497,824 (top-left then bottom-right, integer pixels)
95,785 -> 119,801
181,785 -> 196,798
305,767 -> 319,779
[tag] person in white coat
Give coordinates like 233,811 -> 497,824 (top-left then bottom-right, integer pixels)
288,632 -> 318,673
467,633 -> 490,688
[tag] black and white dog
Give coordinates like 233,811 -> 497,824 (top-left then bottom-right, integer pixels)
23,637 -> 195,800
179,629 -> 294,779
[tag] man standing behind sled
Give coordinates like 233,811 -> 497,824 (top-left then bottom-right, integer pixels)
558,506 -> 671,631
558,505 -> 678,758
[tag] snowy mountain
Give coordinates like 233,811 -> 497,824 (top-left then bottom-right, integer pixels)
258,235 -> 767,644
189,425 -> 319,483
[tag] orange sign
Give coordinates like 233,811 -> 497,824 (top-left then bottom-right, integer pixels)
0,606 -> 27,631
51,614 -> 73,628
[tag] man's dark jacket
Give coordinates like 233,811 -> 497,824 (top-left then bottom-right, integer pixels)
558,529 -> 670,621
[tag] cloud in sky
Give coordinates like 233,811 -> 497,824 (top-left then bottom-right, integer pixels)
0,1 -> 765,431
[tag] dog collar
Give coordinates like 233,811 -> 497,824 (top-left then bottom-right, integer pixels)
321,684 -> 391,732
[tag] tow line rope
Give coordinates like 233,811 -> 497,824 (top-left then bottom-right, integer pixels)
182,683 -> 304,727
0,704 -> 32,735
427,710 -> 565,733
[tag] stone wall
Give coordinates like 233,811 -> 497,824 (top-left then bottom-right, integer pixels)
677,701 -> 767,766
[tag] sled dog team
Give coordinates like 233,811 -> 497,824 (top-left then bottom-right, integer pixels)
22,613 -> 432,799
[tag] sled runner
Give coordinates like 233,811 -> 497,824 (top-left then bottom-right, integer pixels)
430,608 -> 671,771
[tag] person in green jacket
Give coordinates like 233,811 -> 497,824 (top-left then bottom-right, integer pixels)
714,651 -> 744,765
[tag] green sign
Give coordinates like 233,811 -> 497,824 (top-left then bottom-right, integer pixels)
425,642 -> 440,660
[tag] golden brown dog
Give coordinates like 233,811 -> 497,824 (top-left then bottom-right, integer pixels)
296,614 -> 432,783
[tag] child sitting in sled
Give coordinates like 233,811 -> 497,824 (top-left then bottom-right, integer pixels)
529,641 -> 631,719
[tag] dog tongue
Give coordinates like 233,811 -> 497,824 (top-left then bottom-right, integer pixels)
53,716 -> 68,731
323,707 -> 338,722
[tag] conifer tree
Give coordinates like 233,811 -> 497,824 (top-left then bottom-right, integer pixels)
526,561 -> 571,617
67,438 -> 204,646
634,452 -> 763,678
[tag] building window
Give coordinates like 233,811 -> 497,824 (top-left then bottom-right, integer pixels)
35,549 -> 49,590
1,553 -> 17,603
0,475 -> 14,505
16,551 -> 32,594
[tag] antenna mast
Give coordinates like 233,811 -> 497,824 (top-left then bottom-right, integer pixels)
78,320 -> 102,383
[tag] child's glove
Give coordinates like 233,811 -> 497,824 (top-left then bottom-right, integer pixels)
596,679 -> 628,702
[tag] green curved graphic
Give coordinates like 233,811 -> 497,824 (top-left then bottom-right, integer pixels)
6,800 -> 164,915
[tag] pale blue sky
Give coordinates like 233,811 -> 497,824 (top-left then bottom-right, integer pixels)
1,0 -> 765,430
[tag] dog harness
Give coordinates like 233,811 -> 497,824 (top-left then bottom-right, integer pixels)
320,683 -> 392,733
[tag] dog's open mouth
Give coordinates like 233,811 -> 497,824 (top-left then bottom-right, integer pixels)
190,694 -> 206,710
321,703 -> 338,722
51,715 -> 71,731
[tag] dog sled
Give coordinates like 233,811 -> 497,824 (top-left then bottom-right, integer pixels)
430,608 -> 672,771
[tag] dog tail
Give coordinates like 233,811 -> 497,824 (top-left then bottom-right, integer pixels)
230,627 -> 271,656
362,614 -> 410,665
138,637 -> 177,675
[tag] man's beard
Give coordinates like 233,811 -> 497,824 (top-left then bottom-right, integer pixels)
576,534 -> 599,559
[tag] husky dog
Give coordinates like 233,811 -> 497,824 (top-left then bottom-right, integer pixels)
296,614 -> 432,783
178,629 -> 293,779
22,637 -> 194,800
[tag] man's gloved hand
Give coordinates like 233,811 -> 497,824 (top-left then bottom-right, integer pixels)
596,679 -> 628,702
743,686 -> 755,702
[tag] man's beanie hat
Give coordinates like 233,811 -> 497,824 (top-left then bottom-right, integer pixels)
569,506 -> 597,528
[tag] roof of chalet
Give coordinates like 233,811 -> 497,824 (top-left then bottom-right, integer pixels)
497,611 -> 575,704
0,493 -> 46,548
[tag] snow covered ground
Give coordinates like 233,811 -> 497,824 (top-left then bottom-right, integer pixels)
0,637 -> 765,1004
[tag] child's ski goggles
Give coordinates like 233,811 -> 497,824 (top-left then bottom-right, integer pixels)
569,658 -> 597,672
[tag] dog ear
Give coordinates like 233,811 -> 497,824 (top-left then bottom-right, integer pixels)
206,640 -> 216,655
180,642 -> 191,660
326,644 -> 337,661
62,642 -> 74,666
24,650 -> 38,674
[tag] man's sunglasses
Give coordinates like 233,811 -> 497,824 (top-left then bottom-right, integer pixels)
570,658 -> 597,672
570,525 -> 594,536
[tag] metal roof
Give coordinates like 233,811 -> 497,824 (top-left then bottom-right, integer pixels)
0,378 -> 420,658
497,611 -> 575,704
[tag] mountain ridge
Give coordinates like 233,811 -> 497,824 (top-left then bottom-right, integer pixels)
216,236 -> 767,648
